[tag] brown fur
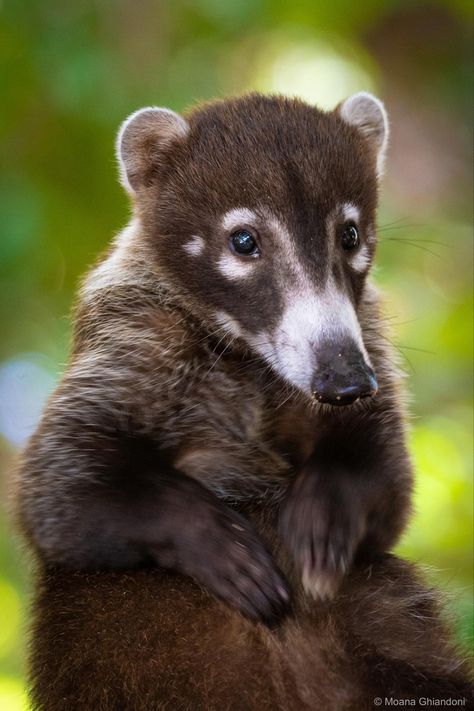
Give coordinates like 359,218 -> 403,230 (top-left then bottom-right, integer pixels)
17,96 -> 410,595
14,93 -> 473,708
29,552 -> 473,710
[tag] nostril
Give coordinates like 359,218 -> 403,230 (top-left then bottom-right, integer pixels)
311,372 -> 378,406
333,384 -> 366,405
311,341 -> 378,406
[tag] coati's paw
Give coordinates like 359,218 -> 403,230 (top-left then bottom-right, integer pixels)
188,507 -> 290,625
279,471 -> 366,600
159,487 -> 291,625
194,511 -> 290,625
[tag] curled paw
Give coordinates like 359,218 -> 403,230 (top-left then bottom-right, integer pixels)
280,470 -> 366,599
152,475 -> 291,625
176,502 -> 290,625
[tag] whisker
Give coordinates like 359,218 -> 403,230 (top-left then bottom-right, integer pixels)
397,344 -> 437,355
204,336 -> 237,377
383,237 -> 445,259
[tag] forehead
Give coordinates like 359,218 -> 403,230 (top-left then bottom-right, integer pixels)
171,95 -> 377,222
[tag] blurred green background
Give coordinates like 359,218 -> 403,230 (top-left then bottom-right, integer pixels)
0,1 -> 472,708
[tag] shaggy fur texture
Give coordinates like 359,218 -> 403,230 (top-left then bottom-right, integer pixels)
15,93 -> 473,708
29,553 -> 473,710
17,94 -> 412,613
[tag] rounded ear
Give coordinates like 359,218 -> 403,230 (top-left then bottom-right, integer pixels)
337,92 -> 389,177
116,107 -> 189,194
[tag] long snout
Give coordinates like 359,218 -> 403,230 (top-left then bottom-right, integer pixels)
311,340 -> 378,406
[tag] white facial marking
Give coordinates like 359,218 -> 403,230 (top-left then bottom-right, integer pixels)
234,208 -> 372,395
342,203 -> 360,224
215,210 -> 372,397
218,207 -> 260,279
221,207 -> 258,232
183,235 -> 205,257
217,252 -> 256,280
332,203 -> 372,274
248,280 -> 370,394
350,245 -> 371,273
215,311 -> 242,338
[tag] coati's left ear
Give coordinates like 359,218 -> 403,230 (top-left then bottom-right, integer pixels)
116,107 -> 190,195
337,92 -> 389,177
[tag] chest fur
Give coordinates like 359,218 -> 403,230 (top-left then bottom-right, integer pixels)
170,355 -> 318,497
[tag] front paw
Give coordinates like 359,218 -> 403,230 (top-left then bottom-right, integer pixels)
152,475 -> 291,626
189,510 -> 290,625
174,502 -> 290,625
279,471 -> 366,599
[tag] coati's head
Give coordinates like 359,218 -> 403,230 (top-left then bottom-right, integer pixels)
117,93 -> 389,406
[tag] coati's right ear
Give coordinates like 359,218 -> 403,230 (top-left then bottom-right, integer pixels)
337,93 -> 389,177
116,107 -> 190,194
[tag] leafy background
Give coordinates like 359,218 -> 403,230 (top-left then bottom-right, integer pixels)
0,1 -> 472,707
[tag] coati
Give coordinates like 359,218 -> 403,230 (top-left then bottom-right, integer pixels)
18,92 -> 411,612
16,93 -> 473,709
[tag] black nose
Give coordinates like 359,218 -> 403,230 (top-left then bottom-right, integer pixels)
311,342 -> 378,406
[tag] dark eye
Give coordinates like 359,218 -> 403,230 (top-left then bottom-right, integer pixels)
341,223 -> 360,250
230,229 -> 260,257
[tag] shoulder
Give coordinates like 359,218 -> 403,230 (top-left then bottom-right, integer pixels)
72,219 -> 181,354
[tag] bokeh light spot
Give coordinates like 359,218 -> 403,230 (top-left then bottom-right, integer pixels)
0,357 -> 57,448
0,677 -> 28,711
255,39 -> 375,108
